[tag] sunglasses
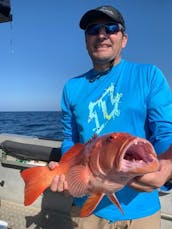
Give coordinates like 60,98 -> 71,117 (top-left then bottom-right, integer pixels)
85,23 -> 124,35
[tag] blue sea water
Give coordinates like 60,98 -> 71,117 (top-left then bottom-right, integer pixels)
0,111 -> 63,140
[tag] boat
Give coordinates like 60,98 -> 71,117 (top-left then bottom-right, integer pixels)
0,0 -> 12,23
0,133 -> 172,228
0,133 -> 73,229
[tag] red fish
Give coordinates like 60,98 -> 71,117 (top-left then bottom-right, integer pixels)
21,132 -> 159,217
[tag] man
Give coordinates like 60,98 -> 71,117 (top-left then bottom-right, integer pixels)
49,5 -> 172,229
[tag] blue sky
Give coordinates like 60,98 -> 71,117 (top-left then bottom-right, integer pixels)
0,0 -> 171,111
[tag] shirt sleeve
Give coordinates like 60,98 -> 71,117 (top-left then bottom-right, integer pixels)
147,66 -> 172,154
146,66 -> 172,192
60,83 -> 79,154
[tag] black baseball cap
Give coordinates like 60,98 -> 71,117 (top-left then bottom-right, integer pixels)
79,5 -> 125,31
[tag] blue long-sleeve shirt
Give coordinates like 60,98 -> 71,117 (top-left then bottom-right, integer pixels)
60,59 -> 172,222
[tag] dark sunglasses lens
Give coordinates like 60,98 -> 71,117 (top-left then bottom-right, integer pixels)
85,24 -> 120,35
85,24 -> 100,35
106,24 -> 119,34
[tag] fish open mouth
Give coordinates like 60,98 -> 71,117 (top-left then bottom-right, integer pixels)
120,140 -> 157,173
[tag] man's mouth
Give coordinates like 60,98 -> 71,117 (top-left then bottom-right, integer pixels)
95,43 -> 111,49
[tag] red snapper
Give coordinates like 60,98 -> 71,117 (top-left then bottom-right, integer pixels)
21,132 -> 159,217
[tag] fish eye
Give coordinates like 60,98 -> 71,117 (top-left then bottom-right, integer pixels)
107,135 -> 115,142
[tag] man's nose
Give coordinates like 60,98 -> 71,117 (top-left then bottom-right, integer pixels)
97,27 -> 108,38
98,27 -> 106,34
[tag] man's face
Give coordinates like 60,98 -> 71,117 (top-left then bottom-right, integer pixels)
85,18 -> 128,68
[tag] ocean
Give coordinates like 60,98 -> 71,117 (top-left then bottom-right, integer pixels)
0,111 -> 63,140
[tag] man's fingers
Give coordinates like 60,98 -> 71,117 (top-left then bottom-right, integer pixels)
129,178 -> 154,192
128,172 -> 163,192
133,170 -> 166,189
48,161 -> 59,170
57,174 -> 66,192
50,175 -> 60,192
64,180 -> 68,190
48,162 -> 70,194
50,174 -> 69,193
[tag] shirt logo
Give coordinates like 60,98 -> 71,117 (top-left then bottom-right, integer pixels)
88,83 -> 122,134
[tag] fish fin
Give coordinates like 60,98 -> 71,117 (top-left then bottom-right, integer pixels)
21,143 -> 84,206
60,143 -> 84,163
107,193 -> 124,214
67,165 -> 90,196
21,166 -> 58,206
80,193 -> 104,217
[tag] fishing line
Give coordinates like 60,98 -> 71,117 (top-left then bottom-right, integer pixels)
9,19 -> 14,54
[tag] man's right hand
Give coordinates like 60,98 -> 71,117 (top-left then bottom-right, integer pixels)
48,161 -> 69,192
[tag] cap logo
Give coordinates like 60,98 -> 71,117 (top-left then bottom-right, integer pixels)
100,7 -> 114,16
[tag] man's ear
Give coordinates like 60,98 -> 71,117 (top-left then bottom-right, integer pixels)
122,33 -> 128,48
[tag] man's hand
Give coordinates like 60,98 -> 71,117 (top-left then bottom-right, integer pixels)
48,161 -> 69,192
129,145 -> 172,192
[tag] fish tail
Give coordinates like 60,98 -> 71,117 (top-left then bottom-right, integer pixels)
21,143 -> 85,206
21,166 -> 58,206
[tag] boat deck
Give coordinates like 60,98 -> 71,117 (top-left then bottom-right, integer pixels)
0,199 -> 73,229
1,198 -> 172,229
